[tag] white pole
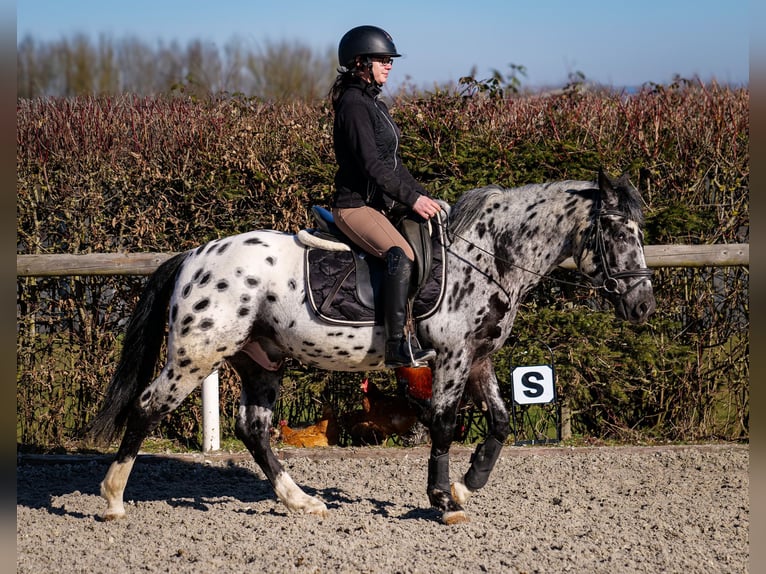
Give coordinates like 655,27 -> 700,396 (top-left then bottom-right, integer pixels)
201,370 -> 220,452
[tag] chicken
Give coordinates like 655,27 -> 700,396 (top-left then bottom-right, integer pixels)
276,403 -> 339,447
341,378 -> 420,445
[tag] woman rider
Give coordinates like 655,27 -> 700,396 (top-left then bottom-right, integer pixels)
329,25 -> 442,368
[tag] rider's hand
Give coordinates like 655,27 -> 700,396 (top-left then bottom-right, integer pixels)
413,195 -> 442,220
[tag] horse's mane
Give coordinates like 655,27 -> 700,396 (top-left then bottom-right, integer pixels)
448,184 -> 506,237
447,178 -> 644,237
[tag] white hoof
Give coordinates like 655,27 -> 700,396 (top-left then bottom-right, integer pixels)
301,497 -> 329,517
443,509 -> 470,524
100,507 -> 126,521
274,471 -> 327,516
100,483 -> 127,520
451,480 -> 473,505
99,458 -> 135,521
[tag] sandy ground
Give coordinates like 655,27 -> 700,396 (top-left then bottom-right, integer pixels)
17,444 -> 748,573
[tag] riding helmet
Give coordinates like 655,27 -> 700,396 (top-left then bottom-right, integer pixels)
338,25 -> 401,68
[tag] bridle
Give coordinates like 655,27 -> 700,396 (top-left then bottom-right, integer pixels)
576,201 -> 654,297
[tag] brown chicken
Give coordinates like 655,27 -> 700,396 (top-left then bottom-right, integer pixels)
276,403 -> 339,447
341,378 -> 419,445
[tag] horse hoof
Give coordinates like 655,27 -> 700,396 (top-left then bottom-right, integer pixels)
100,510 -> 126,522
301,498 -> 328,517
305,506 -> 328,517
442,510 -> 470,525
451,481 -> 472,505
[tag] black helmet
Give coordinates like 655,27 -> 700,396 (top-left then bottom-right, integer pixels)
338,25 -> 401,68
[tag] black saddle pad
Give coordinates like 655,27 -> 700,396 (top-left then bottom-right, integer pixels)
304,226 -> 447,326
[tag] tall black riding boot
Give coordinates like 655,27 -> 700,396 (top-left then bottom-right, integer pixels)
384,247 -> 436,368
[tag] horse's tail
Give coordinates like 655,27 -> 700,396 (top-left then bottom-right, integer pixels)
86,251 -> 189,446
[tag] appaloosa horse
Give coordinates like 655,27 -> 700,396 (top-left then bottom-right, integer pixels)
88,170 -> 655,524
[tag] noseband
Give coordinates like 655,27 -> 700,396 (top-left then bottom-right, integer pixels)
578,205 -> 653,297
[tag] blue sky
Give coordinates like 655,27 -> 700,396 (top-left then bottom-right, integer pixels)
17,0 -> 750,90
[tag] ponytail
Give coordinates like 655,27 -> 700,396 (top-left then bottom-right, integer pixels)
329,69 -> 355,110
329,59 -> 375,110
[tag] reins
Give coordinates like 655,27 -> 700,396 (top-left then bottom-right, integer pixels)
432,200 -> 652,295
435,217 -> 589,290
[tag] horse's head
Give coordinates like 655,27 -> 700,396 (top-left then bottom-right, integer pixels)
574,170 -> 656,324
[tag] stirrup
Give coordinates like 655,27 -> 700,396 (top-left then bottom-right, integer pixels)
385,336 -> 436,368
407,343 -> 436,367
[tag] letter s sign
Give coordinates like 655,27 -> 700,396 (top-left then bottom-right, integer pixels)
512,365 -> 555,405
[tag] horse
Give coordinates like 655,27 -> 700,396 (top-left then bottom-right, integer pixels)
87,170 -> 655,525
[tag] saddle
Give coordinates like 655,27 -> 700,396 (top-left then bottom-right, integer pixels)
297,206 -> 448,326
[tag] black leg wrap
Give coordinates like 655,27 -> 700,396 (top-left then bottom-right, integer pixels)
428,453 -> 450,492
464,436 -> 504,491
427,453 -> 463,512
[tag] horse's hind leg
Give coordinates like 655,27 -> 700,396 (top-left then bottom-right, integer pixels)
100,366 -> 210,520
452,358 -> 509,506
228,351 -> 327,516
100,409 -> 156,520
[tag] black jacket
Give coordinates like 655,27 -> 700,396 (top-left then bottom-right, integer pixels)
332,78 -> 427,211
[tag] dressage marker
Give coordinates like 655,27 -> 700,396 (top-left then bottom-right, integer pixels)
509,341 -> 560,445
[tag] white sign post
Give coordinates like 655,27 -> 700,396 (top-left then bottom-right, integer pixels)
201,370 -> 220,452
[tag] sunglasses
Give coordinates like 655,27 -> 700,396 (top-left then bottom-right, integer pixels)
372,56 -> 394,66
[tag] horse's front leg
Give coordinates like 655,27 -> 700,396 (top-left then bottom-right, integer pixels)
451,357 -> 509,506
427,366 -> 470,524
229,351 -> 327,516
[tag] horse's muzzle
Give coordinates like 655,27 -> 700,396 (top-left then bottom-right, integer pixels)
614,279 -> 656,324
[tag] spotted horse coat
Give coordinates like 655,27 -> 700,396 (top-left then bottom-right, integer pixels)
88,171 -> 655,525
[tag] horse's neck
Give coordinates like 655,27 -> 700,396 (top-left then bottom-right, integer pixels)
453,192 -> 592,296
497,194 -> 590,292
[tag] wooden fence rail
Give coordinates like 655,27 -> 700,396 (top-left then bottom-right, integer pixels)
16,243 -> 749,452
15,244 -> 751,277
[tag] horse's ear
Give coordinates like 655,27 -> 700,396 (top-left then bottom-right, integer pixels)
597,168 -> 618,208
616,172 -> 631,187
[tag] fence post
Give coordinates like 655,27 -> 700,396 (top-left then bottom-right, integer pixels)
561,406 -> 572,440
202,371 -> 220,452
